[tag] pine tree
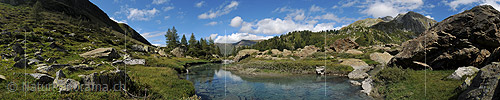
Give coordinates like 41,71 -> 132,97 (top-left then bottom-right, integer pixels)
181,34 -> 188,48
188,33 -> 197,49
165,26 -> 179,49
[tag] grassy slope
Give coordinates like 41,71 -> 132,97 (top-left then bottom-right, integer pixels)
0,3 -> 205,99
373,67 -> 464,99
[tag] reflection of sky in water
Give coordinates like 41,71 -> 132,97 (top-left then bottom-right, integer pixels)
214,69 -> 242,82
187,64 -> 373,100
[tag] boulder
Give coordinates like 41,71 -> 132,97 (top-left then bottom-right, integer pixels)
341,59 -> 372,79
131,44 -> 146,52
369,52 -> 394,65
331,38 -> 359,52
350,80 -> 361,86
233,54 -> 250,62
124,59 -> 145,65
294,45 -> 319,58
27,73 -> 54,84
237,49 -> 260,56
345,49 -> 363,55
282,49 -> 292,56
361,77 -> 374,95
458,62 -> 500,100
389,5 -> 500,70
35,64 -> 50,74
80,48 -> 120,59
170,47 -> 185,58
66,64 -> 94,71
271,49 -> 282,55
0,74 -> 5,81
158,49 -> 167,57
55,70 -> 66,79
53,78 -> 80,92
11,43 -> 24,55
315,66 -> 325,75
13,58 -> 28,68
27,59 -> 40,65
447,66 -> 479,80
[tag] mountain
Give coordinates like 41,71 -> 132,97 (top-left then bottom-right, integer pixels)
389,5 -> 500,70
216,39 -> 265,56
372,11 -> 437,35
0,0 -> 151,45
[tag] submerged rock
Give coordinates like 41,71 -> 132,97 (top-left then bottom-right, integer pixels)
315,66 -> 325,75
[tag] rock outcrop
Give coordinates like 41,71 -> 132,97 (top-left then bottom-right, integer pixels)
345,49 -> 363,55
53,70 -> 80,92
458,62 -> 500,100
369,52 -> 393,65
170,47 -> 185,58
372,11 -> 437,34
79,70 -> 131,91
331,38 -> 359,52
80,48 -> 120,59
447,66 -> 479,80
341,59 -> 372,79
27,73 -> 54,84
389,5 -> 500,70
294,45 -> 319,58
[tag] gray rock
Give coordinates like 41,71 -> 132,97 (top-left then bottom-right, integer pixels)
294,45 -> 319,58
0,74 -> 6,81
348,69 -> 370,79
27,59 -> 40,65
27,73 -> 54,84
361,77 -> 373,95
66,64 -> 94,71
12,43 -> 24,55
170,47 -> 185,58
447,66 -> 479,80
35,64 -> 51,74
53,78 -> 79,92
233,54 -> 250,62
341,59 -> 372,79
350,80 -> 361,86
13,59 -> 28,68
458,62 -> 500,100
370,52 -> 394,65
124,59 -> 145,65
315,66 -> 325,75
55,70 -> 66,79
131,44 -> 146,52
389,5 -> 500,70
79,48 -> 120,59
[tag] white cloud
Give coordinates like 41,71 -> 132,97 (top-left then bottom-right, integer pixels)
313,13 -> 354,22
445,0 -> 500,11
198,1 -> 239,19
425,15 -> 434,19
230,16 -> 243,27
152,44 -> 166,47
214,33 -> 274,43
238,18 -> 340,35
342,0 -> 358,7
195,1 -> 205,8
206,21 -> 219,26
333,24 -> 348,30
162,6 -> 174,11
110,17 -> 127,24
140,31 -> 165,39
127,8 -> 159,21
164,16 -> 170,19
152,0 -> 169,5
274,7 -> 306,21
361,0 -> 424,17
309,5 -> 325,12
208,34 -> 218,40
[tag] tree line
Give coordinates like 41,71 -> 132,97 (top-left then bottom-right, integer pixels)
164,26 -> 221,59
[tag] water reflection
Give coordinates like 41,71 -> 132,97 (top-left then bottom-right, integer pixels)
185,64 -> 372,100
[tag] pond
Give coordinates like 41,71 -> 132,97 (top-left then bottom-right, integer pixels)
185,64 -> 372,100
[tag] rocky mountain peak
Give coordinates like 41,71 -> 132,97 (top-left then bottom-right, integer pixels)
372,11 -> 437,34
389,5 -> 500,70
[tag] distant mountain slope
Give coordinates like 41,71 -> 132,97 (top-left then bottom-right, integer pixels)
216,39 -> 265,56
0,0 -> 151,45
372,11 -> 437,35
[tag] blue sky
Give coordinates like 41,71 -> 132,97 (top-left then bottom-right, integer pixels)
89,0 -> 500,46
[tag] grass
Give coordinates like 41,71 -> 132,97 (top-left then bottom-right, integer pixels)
127,65 -> 195,99
235,58 -> 353,74
373,67 -> 465,99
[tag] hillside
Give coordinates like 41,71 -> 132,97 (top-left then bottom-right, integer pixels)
249,11 -> 435,52
216,39 -> 264,56
0,0 -> 202,99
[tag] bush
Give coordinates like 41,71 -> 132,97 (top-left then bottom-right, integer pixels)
375,66 -> 407,84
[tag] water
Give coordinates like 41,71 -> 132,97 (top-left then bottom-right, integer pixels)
185,64 -> 372,100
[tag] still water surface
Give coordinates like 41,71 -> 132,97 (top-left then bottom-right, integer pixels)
185,64 -> 372,100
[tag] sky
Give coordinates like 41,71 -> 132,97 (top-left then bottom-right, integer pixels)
89,0 -> 500,47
